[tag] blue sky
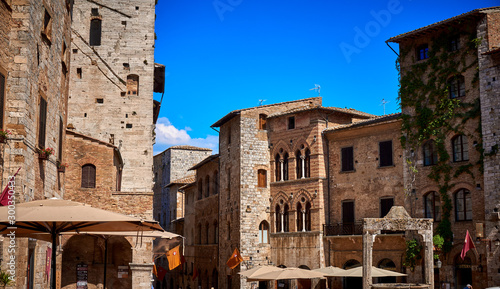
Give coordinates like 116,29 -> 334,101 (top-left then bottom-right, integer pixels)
152,0 -> 498,155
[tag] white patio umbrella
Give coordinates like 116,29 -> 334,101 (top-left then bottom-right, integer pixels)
330,266 -> 407,277
312,266 -> 346,277
239,265 -> 283,279
248,267 -> 325,281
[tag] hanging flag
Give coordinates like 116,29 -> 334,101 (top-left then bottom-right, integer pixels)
192,265 -> 199,281
166,245 -> 181,270
460,230 -> 476,260
0,168 -> 21,206
157,266 -> 167,281
226,248 -> 243,269
45,247 -> 52,281
180,254 -> 186,265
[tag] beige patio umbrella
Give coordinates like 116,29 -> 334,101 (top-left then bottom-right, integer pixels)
312,266 -> 346,277
330,266 -> 407,277
248,267 -> 326,281
0,198 -> 163,289
239,265 -> 283,279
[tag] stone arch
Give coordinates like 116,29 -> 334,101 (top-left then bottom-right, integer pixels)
271,139 -> 291,157
292,189 -> 313,206
298,265 -> 310,270
272,191 -> 289,210
343,259 -> 361,269
291,137 -> 310,153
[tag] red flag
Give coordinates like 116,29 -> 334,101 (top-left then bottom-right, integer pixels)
180,254 -> 186,265
226,248 -> 243,269
45,247 -> 52,280
460,230 -> 475,260
166,245 -> 182,270
157,266 -> 167,281
192,265 -> 199,280
0,168 -> 21,206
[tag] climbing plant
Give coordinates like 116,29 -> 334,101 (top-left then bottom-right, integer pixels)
398,24 -> 483,253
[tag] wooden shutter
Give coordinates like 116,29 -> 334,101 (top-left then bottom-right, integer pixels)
89,19 -> 101,46
379,141 -> 393,167
81,165 -> 96,188
258,169 -> 266,187
0,72 -> 4,129
38,97 -> 47,148
341,147 -> 354,171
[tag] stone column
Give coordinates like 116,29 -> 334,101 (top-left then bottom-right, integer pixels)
362,230 -> 377,289
129,263 -> 154,289
280,213 -> 284,233
280,160 -> 284,181
301,156 -> 305,179
419,230 -> 434,287
302,210 -> 306,232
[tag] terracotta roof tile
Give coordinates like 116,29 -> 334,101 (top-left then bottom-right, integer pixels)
268,105 -> 375,119
166,175 -> 196,187
323,113 -> 401,133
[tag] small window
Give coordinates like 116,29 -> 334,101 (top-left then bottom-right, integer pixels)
42,9 -> 53,42
91,8 -> 99,16
214,222 -> 219,244
89,18 -> 102,46
288,116 -> 295,129
77,68 -> 82,79
417,44 -> 429,60
81,164 -> 96,188
198,180 -> 203,200
341,147 -> 354,172
258,114 -> 267,130
423,140 -> 438,166
258,221 -> 269,244
379,141 -> 393,167
449,36 -> 460,52
0,72 -> 5,130
455,189 -> 472,221
380,197 -> 394,217
38,96 -> 47,148
126,74 -> 139,96
424,191 -> 441,221
452,135 -> 469,162
125,123 -> 132,128
257,169 -> 267,187
205,175 -> 210,197
96,98 -> 104,103
58,117 -> 64,161
448,75 -> 465,99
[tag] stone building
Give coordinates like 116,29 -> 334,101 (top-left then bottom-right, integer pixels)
0,0 -> 71,287
387,7 -> 500,289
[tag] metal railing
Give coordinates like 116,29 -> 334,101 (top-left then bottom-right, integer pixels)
323,222 -> 363,236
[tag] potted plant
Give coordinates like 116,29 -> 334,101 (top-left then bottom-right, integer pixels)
57,161 -> 68,173
0,129 -> 10,144
37,147 -> 54,160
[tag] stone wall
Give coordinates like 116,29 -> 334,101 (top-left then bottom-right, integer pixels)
478,11 -> 500,288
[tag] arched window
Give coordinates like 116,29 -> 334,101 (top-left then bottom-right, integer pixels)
81,164 -> 96,188
275,204 -> 281,233
126,74 -> 139,96
424,191 -> 441,221
197,223 -> 202,244
423,140 -> 438,166
205,222 -> 209,244
283,204 -> 289,232
89,18 -> 101,46
305,149 -> 311,178
205,175 -> 210,197
455,189 -> 472,221
214,221 -> 218,244
275,154 -> 281,181
214,170 -> 219,195
198,180 -> 203,200
296,202 -> 303,231
452,135 -> 469,162
305,202 -> 311,231
448,75 -> 465,98
283,153 -> 289,181
296,150 -> 302,179
258,221 -> 269,244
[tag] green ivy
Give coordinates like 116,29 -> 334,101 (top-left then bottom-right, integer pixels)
398,26 -> 483,253
403,239 -> 422,270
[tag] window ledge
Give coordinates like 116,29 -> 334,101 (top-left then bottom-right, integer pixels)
271,177 -> 326,186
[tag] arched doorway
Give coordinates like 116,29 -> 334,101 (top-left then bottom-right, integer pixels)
377,258 -> 397,284
343,259 -> 362,289
455,255 -> 472,289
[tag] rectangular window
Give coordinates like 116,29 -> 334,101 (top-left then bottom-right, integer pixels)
258,114 -> 267,130
0,72 -> 5,129
76,68 -> 82,79
341,147 -> 354,172
89,18 -> 102,46
417,44 -> 429,60
257,169 -> 267,187
380,198 -> 394,217
58,117 -> 63,161
38,96 -> 47,148
288,116 -> 295,129
449,36 -> 460,52
379,140 -> 393,167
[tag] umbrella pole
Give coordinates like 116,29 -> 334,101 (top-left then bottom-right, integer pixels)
51,231 -> 57,289
103,238 -> 108,289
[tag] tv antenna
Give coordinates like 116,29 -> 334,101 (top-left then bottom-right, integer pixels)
258,99 -> 266,106
380,98 -> 389,115
309,84 -> 321,96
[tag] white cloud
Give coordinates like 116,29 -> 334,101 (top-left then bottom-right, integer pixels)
154,117 -> 219,154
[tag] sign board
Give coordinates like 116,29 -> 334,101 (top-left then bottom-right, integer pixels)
118,266 -> 129,278
76,263 -> 88,289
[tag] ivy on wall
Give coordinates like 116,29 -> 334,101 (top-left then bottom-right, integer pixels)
398,25 -> 483,253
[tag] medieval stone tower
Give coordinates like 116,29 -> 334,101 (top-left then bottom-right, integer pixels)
68,0 -> 157,194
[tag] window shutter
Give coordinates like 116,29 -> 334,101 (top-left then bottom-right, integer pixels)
341,147 -> 354,171
258,170 -> 266,187
379,141 -> 393,167
82,165 -> 96,188
38,97 -> 47,148
89,19 -> 101,46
